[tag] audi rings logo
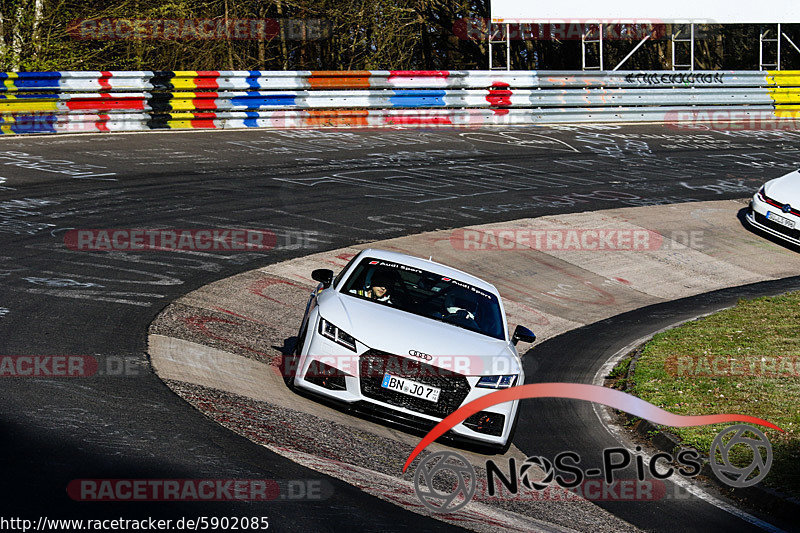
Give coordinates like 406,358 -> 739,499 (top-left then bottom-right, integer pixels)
408,349 -> 433,361
413,451 -> 476,513
709,424 -> 773,488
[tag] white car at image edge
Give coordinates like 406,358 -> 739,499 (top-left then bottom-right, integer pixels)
747,168 -> 800,248
286,248 -> 537,453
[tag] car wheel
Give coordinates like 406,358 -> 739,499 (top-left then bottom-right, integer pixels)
494,408 -> 520,455
284,319 -> 307,388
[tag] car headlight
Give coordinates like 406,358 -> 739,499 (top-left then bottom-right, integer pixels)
756,187 -> 766,202
318,318 -> 357,352
476,375 -> 518,389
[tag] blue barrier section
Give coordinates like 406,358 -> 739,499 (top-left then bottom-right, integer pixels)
1,113 -> 58,134
390,89 -> 447,107
230,93 -> 297,108
243,111 -> 261,127
0,72 -> 63,91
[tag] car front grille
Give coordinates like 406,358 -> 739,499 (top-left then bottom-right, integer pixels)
754,211 -> 800,241
359,349 -> 471,418
763,193 -> 800,217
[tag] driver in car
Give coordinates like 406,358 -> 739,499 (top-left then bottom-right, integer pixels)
351,272 -> 393,304
444,293 -> 476,321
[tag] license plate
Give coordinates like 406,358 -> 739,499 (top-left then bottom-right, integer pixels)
766,211 -> 796,229
381,373 -> 441,403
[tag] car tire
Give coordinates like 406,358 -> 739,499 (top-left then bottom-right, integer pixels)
284,319 -> 307,389
493,408 -> 520,455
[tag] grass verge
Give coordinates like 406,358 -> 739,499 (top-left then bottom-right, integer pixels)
629,291 -> 800,496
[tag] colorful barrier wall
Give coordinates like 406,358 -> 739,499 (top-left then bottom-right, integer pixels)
1,70 -> 798,135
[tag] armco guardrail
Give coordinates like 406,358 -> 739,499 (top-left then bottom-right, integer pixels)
1,70 -> 798,134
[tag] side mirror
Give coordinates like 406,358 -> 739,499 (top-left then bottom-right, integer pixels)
512,325 -> 536,346
311,268 -> 334,288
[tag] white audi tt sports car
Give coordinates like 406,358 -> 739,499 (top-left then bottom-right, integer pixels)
747,168 -> 800,248
286,248 -> 536,452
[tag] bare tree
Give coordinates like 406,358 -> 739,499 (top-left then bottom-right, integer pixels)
0,10 -> 5,63
32,0 -> 43,58
11,2 -> 23,70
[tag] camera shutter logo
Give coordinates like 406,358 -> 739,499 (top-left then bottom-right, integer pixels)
710,424 -> 773,488
519,456 -> 554,491
413,451 -> 476,513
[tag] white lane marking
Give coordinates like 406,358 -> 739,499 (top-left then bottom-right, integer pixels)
590,314 -> 785,533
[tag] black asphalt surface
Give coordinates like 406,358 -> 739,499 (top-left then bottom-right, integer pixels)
516,276 -> 800,533
1,125 -> 798,531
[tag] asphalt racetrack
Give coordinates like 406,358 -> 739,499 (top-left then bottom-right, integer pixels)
1,125 -> 799,532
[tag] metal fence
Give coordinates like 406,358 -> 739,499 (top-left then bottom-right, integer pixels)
1,70 -> 798,134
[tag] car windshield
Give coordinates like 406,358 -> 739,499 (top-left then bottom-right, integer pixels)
340,257 -> 505,340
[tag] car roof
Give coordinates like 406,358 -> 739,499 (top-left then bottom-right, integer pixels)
358,248 -> 499,294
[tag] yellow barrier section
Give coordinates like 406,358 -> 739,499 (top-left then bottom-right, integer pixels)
163,73 -> 201,127
0,119 -> 16,135
166,111 -> 199,129
768,71 -> 800,87
0,94 -> 59,113
167,120 -> 193,129
767,71 -> 800,117
164,92 -> 202,112
3,73 -> 17,91
162,111 -> 218,130
170,71 -> 200,90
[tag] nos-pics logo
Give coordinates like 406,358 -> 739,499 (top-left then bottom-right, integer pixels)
412,424 -> 772,513
709,425 -> 773,488
413,451 -> 476,513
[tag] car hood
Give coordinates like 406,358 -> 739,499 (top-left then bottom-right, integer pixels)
764,170 -> 800,205
317,291 -> 520,376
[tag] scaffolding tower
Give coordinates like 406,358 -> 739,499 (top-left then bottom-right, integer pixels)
488,22 -> 800,71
